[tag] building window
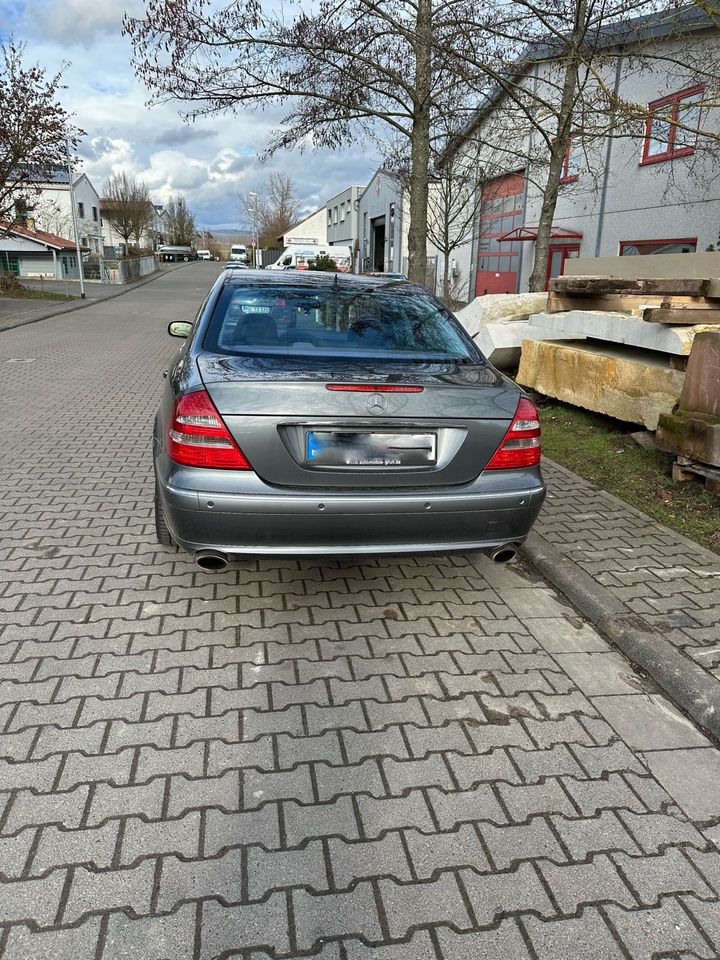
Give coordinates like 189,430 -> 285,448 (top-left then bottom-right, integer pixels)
620,238 -> 697,256
77,202 -> 85,218
333,207 -> 338,225
641,86 -> 703,165
340,203 -> 345,222
92,206 -> 98,222
560,137 -> 581,183
327,210 -> 332,225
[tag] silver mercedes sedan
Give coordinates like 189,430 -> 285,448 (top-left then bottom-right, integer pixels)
153,270 -> 545,571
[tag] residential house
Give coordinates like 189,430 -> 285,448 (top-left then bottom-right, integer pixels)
441,7 -> 720,299
325,186 -> 364,249
22,167 -> 104,256
0,223 -> 88,279
152,205 -> 170,248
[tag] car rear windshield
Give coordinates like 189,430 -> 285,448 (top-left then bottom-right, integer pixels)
203,283 -> 479,363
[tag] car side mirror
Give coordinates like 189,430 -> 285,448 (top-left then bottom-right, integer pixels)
168,321 -> 193,338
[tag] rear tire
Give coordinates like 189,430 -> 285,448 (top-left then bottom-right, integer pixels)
154,482 -> 173,545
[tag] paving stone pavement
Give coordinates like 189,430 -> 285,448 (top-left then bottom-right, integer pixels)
534,462 -> 720,677
2,263 -> 720,959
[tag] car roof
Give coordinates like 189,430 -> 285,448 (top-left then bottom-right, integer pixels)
218,269 -> 418,292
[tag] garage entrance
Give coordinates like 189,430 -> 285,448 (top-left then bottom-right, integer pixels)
371,217 -> 386,272
475,172 -> 525,296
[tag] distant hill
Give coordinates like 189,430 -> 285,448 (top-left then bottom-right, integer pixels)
204,228 -> 252,240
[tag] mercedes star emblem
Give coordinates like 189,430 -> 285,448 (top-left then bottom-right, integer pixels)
365,393 -> 388,415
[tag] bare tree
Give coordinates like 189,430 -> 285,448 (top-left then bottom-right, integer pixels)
102,173 -> 152,252
240,173 -> 301,247
123,0 -> 485,285
165,195 -> 196,245
131,199 -> 153,250
427,148 -> 485,302
0,41 -> 82,237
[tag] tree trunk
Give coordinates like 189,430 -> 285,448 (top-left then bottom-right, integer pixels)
407,0 -> 432,286
443,255 -> 450,303
528,0 -> 586,293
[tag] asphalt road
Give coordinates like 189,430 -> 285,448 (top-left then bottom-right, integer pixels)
2,262 -> 720,959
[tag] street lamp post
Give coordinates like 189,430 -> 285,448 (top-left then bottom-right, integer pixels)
66,137 -> 86,299
248,192 -> 258,267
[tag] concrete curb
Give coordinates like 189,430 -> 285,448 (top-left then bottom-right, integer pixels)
0,262 -> 190,333
522,530 -> 720,744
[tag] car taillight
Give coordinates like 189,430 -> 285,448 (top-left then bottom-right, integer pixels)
167,390 -> 251,469
485,397 -> 541,470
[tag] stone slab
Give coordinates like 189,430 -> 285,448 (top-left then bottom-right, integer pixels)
656,410 -> 720,466
474,321 -> 528,368
456,293 -> 551,366
565,251 -> 720,296
529,309 -> 702,356
456,292 -> 549,337
552,652 -> 643,696
641,747 -> 720,821
525,617 -> 611,653
680,330 -> 720,416
517,339 -> 685,429
590,694 -> 712,751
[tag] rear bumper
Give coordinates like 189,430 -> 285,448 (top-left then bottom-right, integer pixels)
156,463 -> 546,556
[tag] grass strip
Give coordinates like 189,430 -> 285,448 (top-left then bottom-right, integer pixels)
0,289 -> 78,301
538,400 -> 720,554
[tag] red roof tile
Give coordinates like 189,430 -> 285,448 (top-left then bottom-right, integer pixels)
0,222 -> 89,250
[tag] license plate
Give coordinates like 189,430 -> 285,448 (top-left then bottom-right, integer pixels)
306,431 -> 436,467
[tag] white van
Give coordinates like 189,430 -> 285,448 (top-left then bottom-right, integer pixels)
196,249 -> 212,260
230,244 -> 248,263
268,245 -> 352,272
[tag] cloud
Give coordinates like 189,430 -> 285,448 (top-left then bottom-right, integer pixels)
155,127 -> 217,147
23,0 -> 142,45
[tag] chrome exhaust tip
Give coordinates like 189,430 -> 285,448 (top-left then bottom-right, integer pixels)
490,545 -> 517,564
194,549 -> 229,572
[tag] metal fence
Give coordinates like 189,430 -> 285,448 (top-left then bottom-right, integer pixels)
97,256 -> 160,284
257,248 -> 283,268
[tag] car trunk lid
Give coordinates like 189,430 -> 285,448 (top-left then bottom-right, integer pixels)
198,354 -> 521,488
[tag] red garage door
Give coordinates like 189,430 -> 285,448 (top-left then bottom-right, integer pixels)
475,172 -> 525,296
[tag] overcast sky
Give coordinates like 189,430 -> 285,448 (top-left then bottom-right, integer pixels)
1,0 -> 377,230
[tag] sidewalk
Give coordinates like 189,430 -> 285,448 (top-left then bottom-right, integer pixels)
0,263 -> 189,333
526,458 -> 720,740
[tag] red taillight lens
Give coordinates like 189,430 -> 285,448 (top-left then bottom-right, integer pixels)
167,390 -> 251,469
485,397 -> 541,470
